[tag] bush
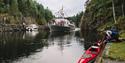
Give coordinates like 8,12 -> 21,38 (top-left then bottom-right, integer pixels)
117,16 -> 125,30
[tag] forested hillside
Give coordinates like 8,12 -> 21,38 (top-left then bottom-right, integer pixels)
68,11 -> 83,27
80,0 -> 125,31
0,0 -> 53,25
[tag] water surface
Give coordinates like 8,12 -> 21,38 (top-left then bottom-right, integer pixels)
0,31 -> 85,63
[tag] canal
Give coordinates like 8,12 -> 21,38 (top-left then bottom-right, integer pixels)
0,30 -> 99,63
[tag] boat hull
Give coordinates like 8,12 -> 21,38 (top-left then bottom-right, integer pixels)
78,48 -> 100,63
49,25 -> 72,32
78,42 -> 102,63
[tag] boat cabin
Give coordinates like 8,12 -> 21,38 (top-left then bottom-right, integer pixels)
50,18 -> 71,27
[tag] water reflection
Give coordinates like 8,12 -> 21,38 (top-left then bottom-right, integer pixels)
47,32 -> 75,51
0,31 -> 49,63
0,31 -> 84,63
81,30 -> 102,50
23,31 -> 39,39
38,31 -> 84,63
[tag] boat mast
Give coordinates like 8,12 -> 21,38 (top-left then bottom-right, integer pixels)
60,6 -> 64,18
56,5 -> 65,18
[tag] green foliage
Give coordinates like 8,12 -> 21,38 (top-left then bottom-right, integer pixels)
81,0 -> 125,31
3,0 -> 10,5
9,0 -> 20,16
117,16 -> 125,30
0,1 -> 9,13
17,0 -> 29,16
44,8 -> 54,22
36,17 -> 46,25
68,11 -> 83,27
0,0 -> 54,25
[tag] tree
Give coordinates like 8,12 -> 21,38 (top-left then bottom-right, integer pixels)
44,8 -> 54,22
67,11 -> 83,27
0,0 -> 54,25
121,0 -> 124,17
9,0 -> 19,16
4,0 -> 10,5
112,0 -> 117,24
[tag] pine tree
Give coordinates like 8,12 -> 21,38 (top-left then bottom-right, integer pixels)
9,0 -> 19,16
44,8 -> 53,22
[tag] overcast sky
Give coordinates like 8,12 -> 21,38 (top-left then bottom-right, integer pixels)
36,0 -> 87,17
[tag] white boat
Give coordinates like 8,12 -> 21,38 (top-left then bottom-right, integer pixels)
26,24 -> 38,31
48,7 -> 75,32
49,18 -> 75,32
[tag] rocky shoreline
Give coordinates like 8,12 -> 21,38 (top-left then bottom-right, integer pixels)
0,24 -> 49,32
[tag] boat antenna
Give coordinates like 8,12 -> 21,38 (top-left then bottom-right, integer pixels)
60,5 -> 64,18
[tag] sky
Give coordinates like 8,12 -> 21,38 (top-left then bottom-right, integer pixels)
36,0 -> 87,17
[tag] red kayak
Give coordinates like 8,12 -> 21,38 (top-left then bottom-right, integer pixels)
78,42 -> 101,63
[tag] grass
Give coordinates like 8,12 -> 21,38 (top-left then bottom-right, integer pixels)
107,33 -> 125,61
120,32 -> 125,38
108,42 -> 125,61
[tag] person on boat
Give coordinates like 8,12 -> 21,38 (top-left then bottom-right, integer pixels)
105,26 -> 119,42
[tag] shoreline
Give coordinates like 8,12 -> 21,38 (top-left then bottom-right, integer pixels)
102,32 -> 125,63
0,24 -> 49,32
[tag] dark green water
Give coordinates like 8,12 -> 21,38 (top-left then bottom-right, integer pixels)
0,31 -> 86,63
